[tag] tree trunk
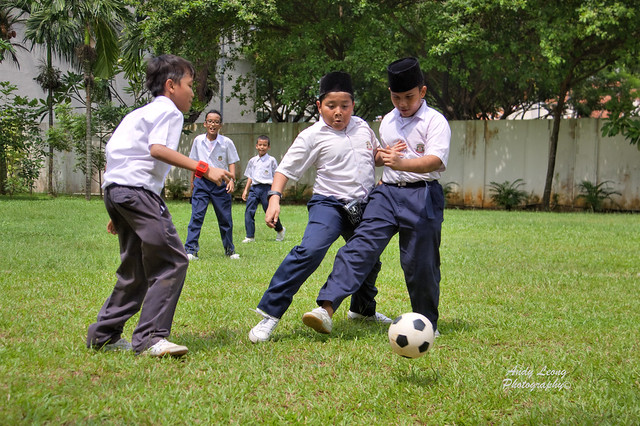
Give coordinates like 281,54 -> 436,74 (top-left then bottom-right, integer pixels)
84,63 -> 92,201
542,87 -> 569,210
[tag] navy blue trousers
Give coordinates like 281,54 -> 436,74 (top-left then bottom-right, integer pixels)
185,177 -> 235,256
257,195 -> 381,319
316,181 -> 444,331
244,183 -> 283,238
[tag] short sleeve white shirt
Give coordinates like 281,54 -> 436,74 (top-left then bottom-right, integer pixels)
276,115 -> 378,201
103,96 -> 184,195
189,133 -> 240,170
244,153 -> 278,185
379,100 -> 451,183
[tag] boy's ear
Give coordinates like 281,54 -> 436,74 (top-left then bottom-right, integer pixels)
164,78 -> 175,94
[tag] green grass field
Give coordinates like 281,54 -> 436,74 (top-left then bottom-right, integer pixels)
1,196 -> 639,424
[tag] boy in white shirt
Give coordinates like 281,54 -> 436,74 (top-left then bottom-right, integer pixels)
87,54 -> 233,357
241,135 -> 285,242
303,57 -> 451,337
249,71 -> 392,343
184,110 -> 241,260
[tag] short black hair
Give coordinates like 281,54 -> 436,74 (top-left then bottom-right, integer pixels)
145,54 -> 195,97
257,135 -> 270,146
205,109 -> 223,122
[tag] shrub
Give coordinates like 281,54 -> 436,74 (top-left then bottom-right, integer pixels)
488,179 -> 528,210
576,180 -> 621,212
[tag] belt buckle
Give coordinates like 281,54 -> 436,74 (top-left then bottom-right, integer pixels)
397,182 -> 407,187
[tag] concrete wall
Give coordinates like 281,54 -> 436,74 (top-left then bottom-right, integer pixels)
34,118 -> 640,211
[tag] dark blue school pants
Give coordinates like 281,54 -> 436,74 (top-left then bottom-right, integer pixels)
244,183 -> 283,238
185,177 -> 235,256
316,181 -> 444,331
87,185 -> 188,353
257,195 -> 381,319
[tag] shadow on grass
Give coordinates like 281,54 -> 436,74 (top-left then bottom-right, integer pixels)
394,364 -> 441,387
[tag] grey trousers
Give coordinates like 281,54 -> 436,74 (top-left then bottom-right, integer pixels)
87,185 -> 189,354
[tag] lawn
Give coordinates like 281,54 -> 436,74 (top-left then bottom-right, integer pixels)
0,196 -> 639,424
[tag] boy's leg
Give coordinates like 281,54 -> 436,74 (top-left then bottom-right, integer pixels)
316,187 -> 397,313
126,190 -> 188,353
244,189 -> 259,238
256,196 -> 343,319
87,186 -> 149,348
210,184 -> 235,254
397,182 -> 444,332
184,179 -> 210,255
258,185 -> 283,233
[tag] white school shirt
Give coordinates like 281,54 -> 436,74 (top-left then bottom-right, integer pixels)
276,115 -> 378,201
189,133 -> 240,170
379,100 -> 451,183
103,96 -> 184,195
244,153 -> 278,185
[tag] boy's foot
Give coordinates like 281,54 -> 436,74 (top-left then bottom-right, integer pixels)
228,253 -> 240,259
275,227 -> 286,242
101,338 -> 132,352
187,253 -> 199,261
242,237 -> 255,243
347,310 -> 393,324
142,339 -> 188,357
302,307 -> 332,334
249,309 -> 279,343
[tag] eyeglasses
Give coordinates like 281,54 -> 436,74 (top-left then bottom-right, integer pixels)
206,120 -> 222,125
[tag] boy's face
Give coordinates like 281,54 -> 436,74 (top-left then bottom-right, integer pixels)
390,85 -> 427,117
167,73 -> 194,113
256,138 -> 270,156
316,91 -> 354,131
204,113 -> 222,138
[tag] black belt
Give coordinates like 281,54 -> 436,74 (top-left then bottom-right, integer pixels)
383,181 -> 427,188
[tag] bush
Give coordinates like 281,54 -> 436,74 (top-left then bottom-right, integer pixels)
488,179 -> 528,210
576,180 -> 621,212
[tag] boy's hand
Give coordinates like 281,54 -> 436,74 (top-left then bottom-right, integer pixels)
378,147 -> 405,170
242,190 -> 248,201
107,220 -> 118,235
205,168 -> 234,186
265,197 -> 281,229
226,179 -> 235,194
389,139 -> 407,152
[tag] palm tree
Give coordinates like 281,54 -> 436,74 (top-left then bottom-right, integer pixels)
21,0 -> 79,195
65,0 -> 132,200
0,3 -> 27,66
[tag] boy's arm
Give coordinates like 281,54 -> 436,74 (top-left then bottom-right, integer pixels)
226,162 -> 237,193
265,172 -> 288,229
242,177 -> 252,201
149,144 -> 233,185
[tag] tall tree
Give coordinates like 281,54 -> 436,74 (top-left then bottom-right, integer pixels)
526,0 -> 640,209
0,2 -> 27,66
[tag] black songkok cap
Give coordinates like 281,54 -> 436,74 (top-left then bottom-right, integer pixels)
387,57 -> 424,93
319,71 -> 354,98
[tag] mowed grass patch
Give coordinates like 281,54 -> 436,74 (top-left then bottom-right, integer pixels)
1,196 -> 639,424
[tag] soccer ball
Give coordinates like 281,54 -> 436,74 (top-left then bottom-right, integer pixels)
388,312 -> 435,359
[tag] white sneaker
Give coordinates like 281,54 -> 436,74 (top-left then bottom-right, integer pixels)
347,310 -> 393,324
275,227 -> 286,242
143,339 -> 188,357
435,329 -> 441,338
242,237 -> 255,243
249,309 -> 280,343
228,253 -> 240,259
302,307 -> 332,334
187,253 -> 199,261
103,338 -> 132,352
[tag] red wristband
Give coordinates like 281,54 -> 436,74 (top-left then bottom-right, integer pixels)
195,161 -> 209,178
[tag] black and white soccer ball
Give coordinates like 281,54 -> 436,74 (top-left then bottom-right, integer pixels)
388,312 -> 435,359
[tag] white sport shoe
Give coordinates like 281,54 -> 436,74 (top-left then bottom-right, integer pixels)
302,307 -> 332,334
228,253 -> 240,259
249,309 -> 279,343
103,338 -> 132,352
143,339 -> 188,357
242,237 -> 255,243
275,227 -> 286,242
347,310 -> 393,324
187,253 -> 199,261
